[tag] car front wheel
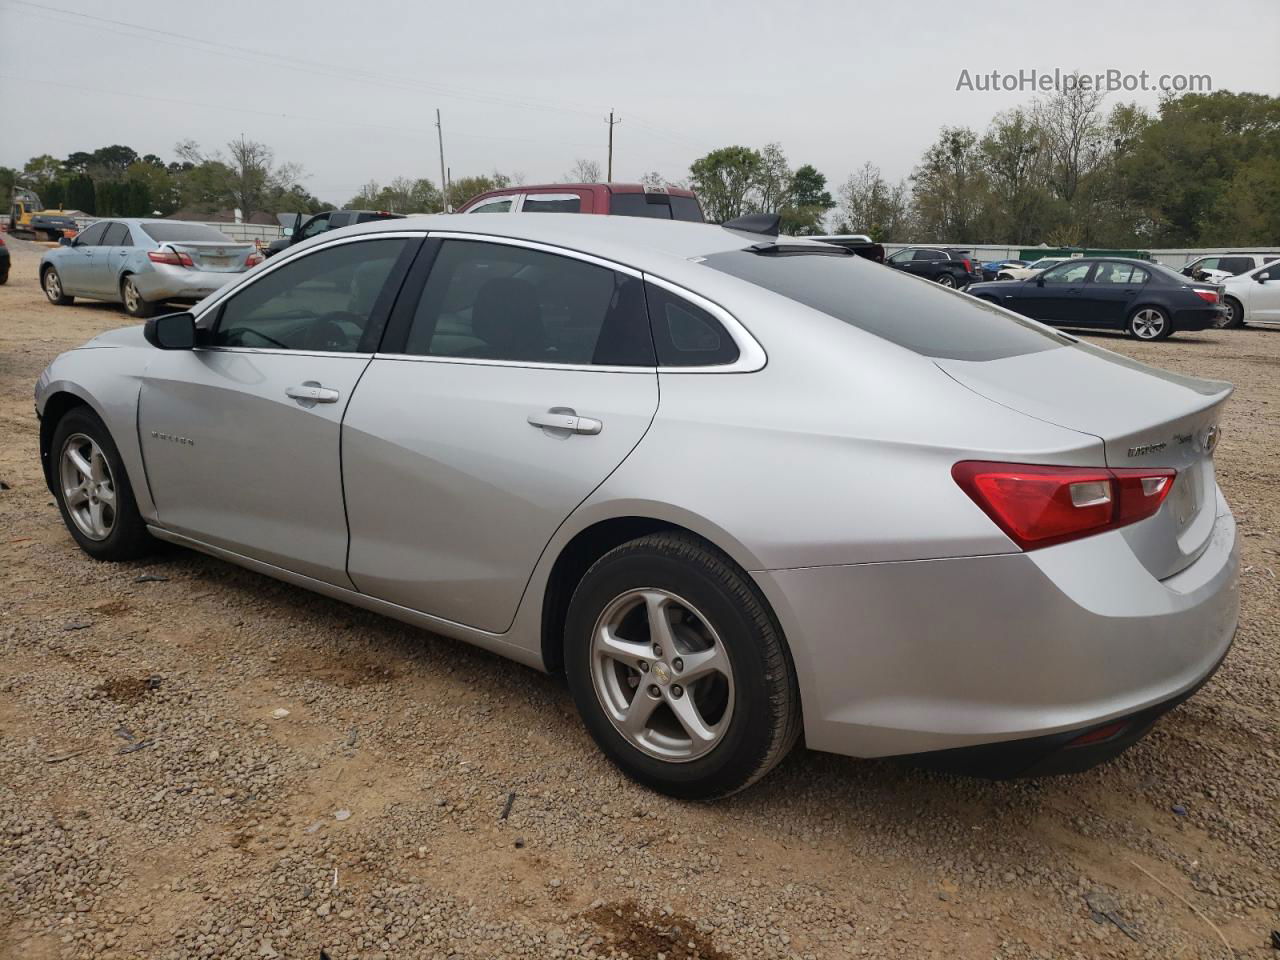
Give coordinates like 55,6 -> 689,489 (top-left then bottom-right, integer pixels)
43,267 -> 73,305
564,532 -> 801,800
51,407 -> 153,561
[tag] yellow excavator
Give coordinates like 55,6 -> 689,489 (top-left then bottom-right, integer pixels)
7,188 -> 79,241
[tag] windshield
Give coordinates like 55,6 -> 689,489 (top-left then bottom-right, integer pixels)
1029,258 -> 1062,270
702,248 -> 1068,361
141,222 -> 233,243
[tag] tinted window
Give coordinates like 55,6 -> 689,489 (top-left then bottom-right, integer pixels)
703,249 -> 1066,362
1218,257 -> 1252,274
669,195 -> 704,222
522,195 -> 582,214
469,198 -> 514,213
1092,263 -> 1148,284
610,193 -> 672,219
913,250 -> 945,261
645,283 -> 738,367
1258,264 -> 1280,281
140,222 -> 232,243
299,214 -> 331,239
76,221 -> 109,246
211,238 -> 407,352
100,223 -> 130,247
402,239 -> 652,365
1041,261 -> 1092,283
887,249 -> 914,264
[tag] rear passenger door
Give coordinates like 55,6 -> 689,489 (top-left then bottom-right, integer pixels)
342,234 -> 658,632
1083,262 -> 1148,327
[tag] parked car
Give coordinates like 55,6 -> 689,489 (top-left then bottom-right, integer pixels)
0,233 -> 9,284
808,234 -> 885,262
885,246 -> 982,287
265,210 -> 405,258
35,216 -> 1237,798
39,219 -> 262,317
997,257 -> 1066,281
967,257 -> 1225,339
459,183 -> 705,221
981,259 -> 1027,282
1219,259 -> 1280,327
1180,253 -> 1279,284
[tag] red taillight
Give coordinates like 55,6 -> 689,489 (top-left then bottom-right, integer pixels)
952,461 -> 1176,550
147,248 -> 194,267
1194,290 -> 1219,304
244,252 -> 264,268
960,258 -> 972,273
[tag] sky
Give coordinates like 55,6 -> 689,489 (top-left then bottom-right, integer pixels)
2,0 -> 1278,206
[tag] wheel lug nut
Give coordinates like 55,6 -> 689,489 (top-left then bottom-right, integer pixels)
671,685 -> 684,698
672,658 -> 684,672
652,644 -> 663,657
638,661 -> 649,672
648,685 -> 661,698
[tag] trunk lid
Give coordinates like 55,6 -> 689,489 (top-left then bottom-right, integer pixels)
166,241 -> 255,273
937,340 -> 1231,578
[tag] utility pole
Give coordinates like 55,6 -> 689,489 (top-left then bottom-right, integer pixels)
606,109 -> 620,181
436,108 -> 449,212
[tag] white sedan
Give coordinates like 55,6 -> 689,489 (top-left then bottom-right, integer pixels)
995,257 -> 1066,280
1219,260 -> 1280,328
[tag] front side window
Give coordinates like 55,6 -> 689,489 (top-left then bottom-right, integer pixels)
912,250 -> 945,261
75,221 -> 109,246
1041,261 -> 1092,284
522,194 -> 582,214
468,198 -> 515,213
1258,264 -> 1280,282
887,249 -> 915,264
401,239 -> 652,365
211,238 -> 408,352
1029,259 -> 1062,271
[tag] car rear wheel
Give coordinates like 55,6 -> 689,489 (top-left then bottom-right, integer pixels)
936,273 -> 957,288
564,532 -> 801,800
0,265 -> 8,285
121,275 -> 157,318
51,407 -> 153,561
1220,296 -> 1245,329
1128,306 -> 1172,340
43,267 -> 73,305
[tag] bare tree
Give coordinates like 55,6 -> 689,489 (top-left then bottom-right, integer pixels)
1035,79 -> 1108,203
756,142 -> 793,212
839,162 -> 912,241
175,136 -> 304,220
566,158 -> 602,182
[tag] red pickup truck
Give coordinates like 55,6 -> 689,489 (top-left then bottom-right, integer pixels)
458,183 -> 705,221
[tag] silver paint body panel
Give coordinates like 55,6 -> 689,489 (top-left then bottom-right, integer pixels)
35,214 -> 1240,760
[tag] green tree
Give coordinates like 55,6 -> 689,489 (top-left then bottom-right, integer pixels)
781,164 -> 834,235
978,107 -> 1056,245
689,146 -> 764,223
175,137 -> 304,219
911,127 -> 985,241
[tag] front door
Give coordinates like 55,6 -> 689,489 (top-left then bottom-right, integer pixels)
1250,262 -> 1280,321
58,220 -> 108,295
343,235 -> 660,632
1034,260 -> 1093,323
138,234 -> 417,586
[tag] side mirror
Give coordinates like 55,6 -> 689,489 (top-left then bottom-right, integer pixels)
143,312 -> 196,350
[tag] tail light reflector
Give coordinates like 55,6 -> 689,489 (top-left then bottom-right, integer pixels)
952,461 -> 1176,550
1194,290 -> 1219,304
147,248 -> 194,267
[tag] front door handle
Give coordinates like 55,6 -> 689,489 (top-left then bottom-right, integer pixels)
528,409 -> 602,435
286,383 -> 340,404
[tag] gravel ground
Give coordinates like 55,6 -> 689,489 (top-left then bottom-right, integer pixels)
1,235 -> 1277,960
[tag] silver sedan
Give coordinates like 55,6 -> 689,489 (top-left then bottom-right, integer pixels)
33,214 -> 1239,798
39,218 -> 261,318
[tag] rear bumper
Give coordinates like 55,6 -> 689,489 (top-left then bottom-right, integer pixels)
131,266 -> 242,303
752,492 -> 1239,765
1173,305 -> 1225,331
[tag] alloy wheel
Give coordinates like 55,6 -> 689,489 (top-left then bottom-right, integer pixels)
123,278 -> 140,313
59,433 -> 116,541
937,274 -> 956,288
589,588 -> 735,762
1131,308 -> 1166,339
45,270 -> 62,302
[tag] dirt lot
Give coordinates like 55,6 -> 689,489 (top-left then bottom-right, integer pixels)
1,234 -> 1277,960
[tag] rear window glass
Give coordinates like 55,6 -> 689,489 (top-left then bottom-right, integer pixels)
702,249 -> 1068,362
669,196 -> 704,222
141,222 -> 232,243
610,193 -> 673,219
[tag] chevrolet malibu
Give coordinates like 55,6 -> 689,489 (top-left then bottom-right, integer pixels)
34,215 -> 1239,799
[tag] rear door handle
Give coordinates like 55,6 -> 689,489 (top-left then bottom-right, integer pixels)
286,383 -> 340,404
528,409 -> 602,435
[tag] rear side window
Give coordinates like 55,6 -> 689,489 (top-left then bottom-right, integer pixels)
468,198 -> 515,213
645,283 -> 738,367
401,239 -> 653,366
702,249 -> 1066,362
100,223 -> 129,246
140,222 -> 232,243
523,194 -> 582,214
211,238 -> 408,352
1218,257 -> 1252,274
1093,263 -> 1148,284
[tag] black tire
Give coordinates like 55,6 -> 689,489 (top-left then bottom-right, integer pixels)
935,273 -> 957,288
564,532 -> 801,800
50,406 -> 153,561
1221,296 -> 1245,329
1127,305 -> 1173,340
0,266 -> 8,285
120,275 -> 157,318
42,266 -> 73,305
